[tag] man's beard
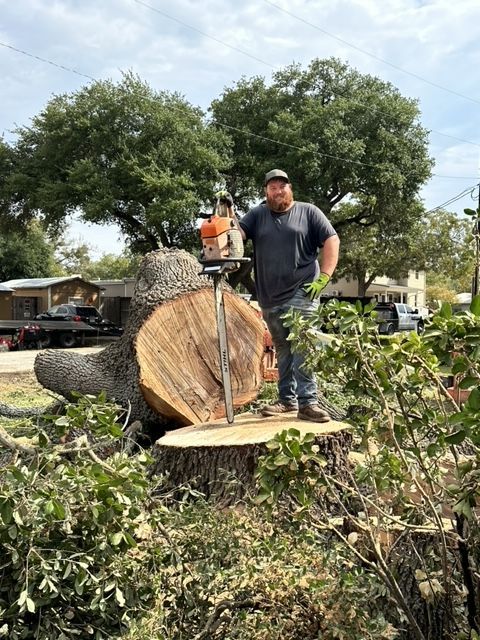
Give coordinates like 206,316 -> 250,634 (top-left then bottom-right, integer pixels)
266,190 -> 294,212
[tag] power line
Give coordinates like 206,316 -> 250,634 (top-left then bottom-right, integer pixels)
3,3 -> 477,152
263,0 -> 480,108
0,41 -> 95,82
0,38 -> 419,174
212,120 -> 395,170
431,174 -> 480,179
425,184 -> 479,214
429,131 -> 480,149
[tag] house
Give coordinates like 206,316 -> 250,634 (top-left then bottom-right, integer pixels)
0,283 -> 14,320
93,278 -> 136,327
325,270 -> 426,308
0,276 -> 101,321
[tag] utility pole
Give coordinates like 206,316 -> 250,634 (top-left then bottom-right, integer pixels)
473,185 -> 480,297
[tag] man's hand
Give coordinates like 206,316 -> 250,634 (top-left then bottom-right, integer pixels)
303,273 -> 330,300
215,190 -> 234,207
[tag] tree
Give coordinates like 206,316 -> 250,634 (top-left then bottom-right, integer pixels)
333,199 -> 424,296
54,237 -> 93,276
2,73 -> 231,252
415,209 -> 474,289
425,283 -> 458,308
0,221 -> 57,281
210,58 -> 433,226
333,204 -> 476,297
82,250 -> 142,280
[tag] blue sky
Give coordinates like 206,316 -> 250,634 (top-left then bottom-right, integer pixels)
1,0 -> 480,257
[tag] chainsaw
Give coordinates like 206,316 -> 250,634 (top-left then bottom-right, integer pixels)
198,191 -> 250,424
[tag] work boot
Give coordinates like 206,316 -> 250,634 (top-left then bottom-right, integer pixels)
261,401 -> 298,417
297,404 -> 330,423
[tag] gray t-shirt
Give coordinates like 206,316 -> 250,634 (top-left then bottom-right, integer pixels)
239,201 -> 337,309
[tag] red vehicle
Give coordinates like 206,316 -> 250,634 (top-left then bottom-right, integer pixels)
9,324 -> 46,350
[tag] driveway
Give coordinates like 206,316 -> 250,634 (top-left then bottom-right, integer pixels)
0,345 -> 107,375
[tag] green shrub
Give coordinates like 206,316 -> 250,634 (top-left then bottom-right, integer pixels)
0,394 -> 159,639
0,392 -> 398,640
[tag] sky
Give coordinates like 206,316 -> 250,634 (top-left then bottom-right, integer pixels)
1,0 -> 480,258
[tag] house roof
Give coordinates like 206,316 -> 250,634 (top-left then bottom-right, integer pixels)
0,283 -> 13,292
0,276 -> 99,290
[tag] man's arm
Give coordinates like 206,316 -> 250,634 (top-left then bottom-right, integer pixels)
303,233 -> 340,300
320,234 -> 340,277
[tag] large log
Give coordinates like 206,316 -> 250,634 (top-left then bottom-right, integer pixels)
151,413 -> 353,505
33,248 -> 265,430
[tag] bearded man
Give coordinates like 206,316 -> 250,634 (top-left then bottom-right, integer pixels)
238,169 -> 340,422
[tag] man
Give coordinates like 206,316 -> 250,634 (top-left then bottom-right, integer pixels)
238,169 -> 340,423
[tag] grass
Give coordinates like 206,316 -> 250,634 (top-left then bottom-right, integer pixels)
0,373 -> 56,428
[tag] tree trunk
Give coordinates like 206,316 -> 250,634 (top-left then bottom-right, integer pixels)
383,532 -> 453,639
151,413 -> 353,505
34,248 -> 264,431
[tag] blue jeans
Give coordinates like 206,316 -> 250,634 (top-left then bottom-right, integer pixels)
262,289 -> 319,408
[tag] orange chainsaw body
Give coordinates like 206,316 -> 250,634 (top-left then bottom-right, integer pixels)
200,215 -> 241,261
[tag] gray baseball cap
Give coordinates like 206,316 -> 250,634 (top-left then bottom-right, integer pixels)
264,169 -> 289,185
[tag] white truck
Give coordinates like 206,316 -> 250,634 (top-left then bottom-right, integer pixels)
375,302 -> 425,335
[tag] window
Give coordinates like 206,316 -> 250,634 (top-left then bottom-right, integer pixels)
69,297 -> 84,305
415,271 -> 419,279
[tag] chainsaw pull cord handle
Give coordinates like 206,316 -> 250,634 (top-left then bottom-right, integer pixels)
214,190 -> 234,218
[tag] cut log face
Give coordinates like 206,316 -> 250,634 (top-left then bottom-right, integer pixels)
151,413 -> 353,505
34,248 -> 265,430
136,288 -> 264,426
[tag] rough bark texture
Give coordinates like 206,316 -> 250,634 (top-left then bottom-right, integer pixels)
384,533 -> 453,640
151,414 -> 353,505
33,248 -> 264,431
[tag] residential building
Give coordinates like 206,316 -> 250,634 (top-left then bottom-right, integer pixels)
325,270 -> 426,308
93,278 -> 136,328
0,276 -> 100,321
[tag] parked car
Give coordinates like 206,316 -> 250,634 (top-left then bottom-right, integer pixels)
35,305 -> 123,336
375,302 -> 424,335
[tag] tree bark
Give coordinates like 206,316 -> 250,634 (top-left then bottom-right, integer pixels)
151,414 -> 353,505
383,532 -> 453,639
33,248 -> 264,431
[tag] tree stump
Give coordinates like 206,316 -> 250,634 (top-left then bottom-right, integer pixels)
151,413 -> 353,505
33,248 -> 265,430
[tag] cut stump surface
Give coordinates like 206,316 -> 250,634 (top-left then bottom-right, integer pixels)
152,412 -> 353,505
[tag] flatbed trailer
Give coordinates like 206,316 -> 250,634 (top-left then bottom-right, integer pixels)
0,319 -> 107,348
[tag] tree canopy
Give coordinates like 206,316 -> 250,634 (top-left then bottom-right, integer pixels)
334,205 -> 475,296
210,57 -> 433,227
2,73 -> 231,253
0,221 -> 57,282
415,209 -> 474,290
